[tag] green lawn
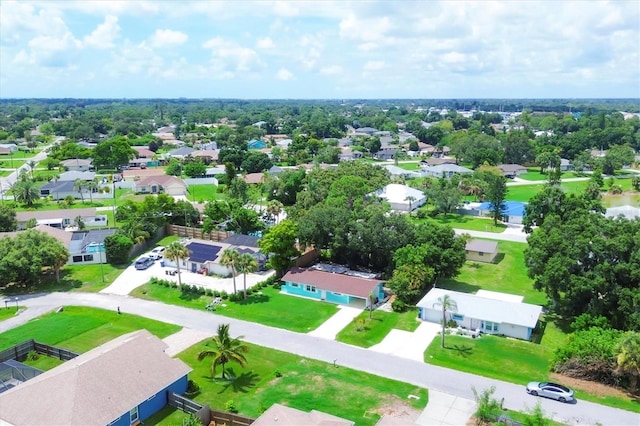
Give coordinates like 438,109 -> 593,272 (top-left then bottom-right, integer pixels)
439,240 -> 545,305
337,309 -> 420,348
1,264 -> 126,296
0,306 -> 25,320
397,162 -> 421,171
23,354 -> 65,371
130,285 -> 339,333
0,170 -> 10,177
0,306 -> 180,353
186,184 -> 227,202
517,169 -> 581,181
148,342 -> 428,426
424,329 -> 639,413
412,214 -> 507,233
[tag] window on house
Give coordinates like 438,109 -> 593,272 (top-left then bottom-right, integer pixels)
333,292 -> 342,296
452,314 -> 464,321
305,285 -> 316,292
72,255 -> 83,263
290,283 -> 299,288
479,252 -> 484,256
83,255 -> 94,262
130,406 -> 139,424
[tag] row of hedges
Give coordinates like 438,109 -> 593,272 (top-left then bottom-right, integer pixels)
148,275 -> 279,300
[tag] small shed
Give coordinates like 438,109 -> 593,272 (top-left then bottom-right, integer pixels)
465,239 -> 499,263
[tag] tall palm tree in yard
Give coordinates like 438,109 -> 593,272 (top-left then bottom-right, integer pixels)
266,200 -> 284,224
433,294 -> 457,348
197,323 -> 249,380
236,253 -> 258,299
164,241 -> 189,289
220,248 -> 240,295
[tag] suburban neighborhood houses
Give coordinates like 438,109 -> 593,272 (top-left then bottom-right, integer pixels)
0,98 -> 639,426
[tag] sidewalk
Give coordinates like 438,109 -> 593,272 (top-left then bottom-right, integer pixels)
416,390 -> 476,426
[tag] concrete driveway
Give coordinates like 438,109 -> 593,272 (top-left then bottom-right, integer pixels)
307,305 -> 362,339
369,321 -> 440,362
416,390 -> 477,426
100,258 -> 274,296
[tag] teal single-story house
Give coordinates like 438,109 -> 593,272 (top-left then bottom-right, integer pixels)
281,267 -> 385,308
247,139 -> 267,150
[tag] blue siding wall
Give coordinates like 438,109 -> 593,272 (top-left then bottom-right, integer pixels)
282,282 -> 322,300
325,291 -> 350,304
109,375 -> 189,425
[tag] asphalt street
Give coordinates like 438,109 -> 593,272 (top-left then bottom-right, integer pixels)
3,292 -> 638,426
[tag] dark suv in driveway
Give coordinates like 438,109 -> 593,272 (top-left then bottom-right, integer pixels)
134,257 -> 154,270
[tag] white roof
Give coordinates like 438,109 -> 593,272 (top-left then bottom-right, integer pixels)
605,205 -> 640,220
374,184 -> 425,204
424,164 -> 473,174
416,288 -> 542,328
475,290 -> 523,303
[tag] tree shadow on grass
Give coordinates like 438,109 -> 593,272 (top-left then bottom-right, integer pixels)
446,343 -> 474,358
218,369 -> 259,394
179,292 -> 206,302
438,279 -> 480,294
234,294 -> 270,305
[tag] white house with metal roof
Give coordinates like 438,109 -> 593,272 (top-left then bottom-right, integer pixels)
416,288 -> 542,341
421,163 -> 473,178
371,184 -> 426,212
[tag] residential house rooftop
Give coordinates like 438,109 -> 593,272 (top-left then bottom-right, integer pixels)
282,267 -> 382,299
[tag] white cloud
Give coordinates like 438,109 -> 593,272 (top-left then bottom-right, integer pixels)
363,61 -> 386,72
276,68 -> 293,80
148,29 -> 188,48
203,37 -> 264,75
256,37 -> 275,49
319,65 -> 342,75
83,15 -> 120,49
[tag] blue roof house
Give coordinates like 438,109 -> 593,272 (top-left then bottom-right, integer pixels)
247,139 -> 267,150
0,330 -> 191,426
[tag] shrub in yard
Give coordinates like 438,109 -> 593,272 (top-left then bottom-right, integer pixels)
391,299 -> 408,312
220,291 -> 229,299
274,370 -> 282,377
26,350 -> 39,361
225,400 -> 238,413
213,290 -> 221,297
205,288 -> 213,296
198,286 -> 206,295
472,386 -> 502,425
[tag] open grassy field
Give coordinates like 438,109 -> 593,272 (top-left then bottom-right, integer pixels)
131,285 -> 338,333
336,308 -> 420,347
439,240 -> 545,305
517,169 -> 581,181
397,162 -> 422,171
186,184 -> 227,202
148,341 -> 428,426
0,306 -> 180,353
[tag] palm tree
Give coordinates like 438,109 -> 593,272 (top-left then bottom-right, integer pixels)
404,195 -> 416,212
164,241 -> 189,289
266,200 -> 284,224
220,248 -> 240,295
119,220 -> 150,244
74,179 -> 85,203
27,160 -> 37,179
433,294 -> 458,348
236,253 -> 258,299
11,179 -> 40,207
616,331 -> 640,392
197,323 -> 249,380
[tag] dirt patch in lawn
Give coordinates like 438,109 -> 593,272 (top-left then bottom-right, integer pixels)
550,372 -> 630,399
373,395 -> 422,424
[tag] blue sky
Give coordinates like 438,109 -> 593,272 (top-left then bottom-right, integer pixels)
1,0 -> 639,99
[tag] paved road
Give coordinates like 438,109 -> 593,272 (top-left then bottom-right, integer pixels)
2,292 -> 637,426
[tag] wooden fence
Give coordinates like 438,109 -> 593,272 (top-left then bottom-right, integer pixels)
0,340 -> 79,363
167,392 -> 254,426
165,225 -> 230,242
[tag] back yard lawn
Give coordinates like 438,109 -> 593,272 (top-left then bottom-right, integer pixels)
0,306 -> 180,353
131,284 -> 338,333
148,341 -> 428,426
412,214 -> 507,233
186,184 -> 227,202
337,308 -> 420,348
439,240 -> 545,305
